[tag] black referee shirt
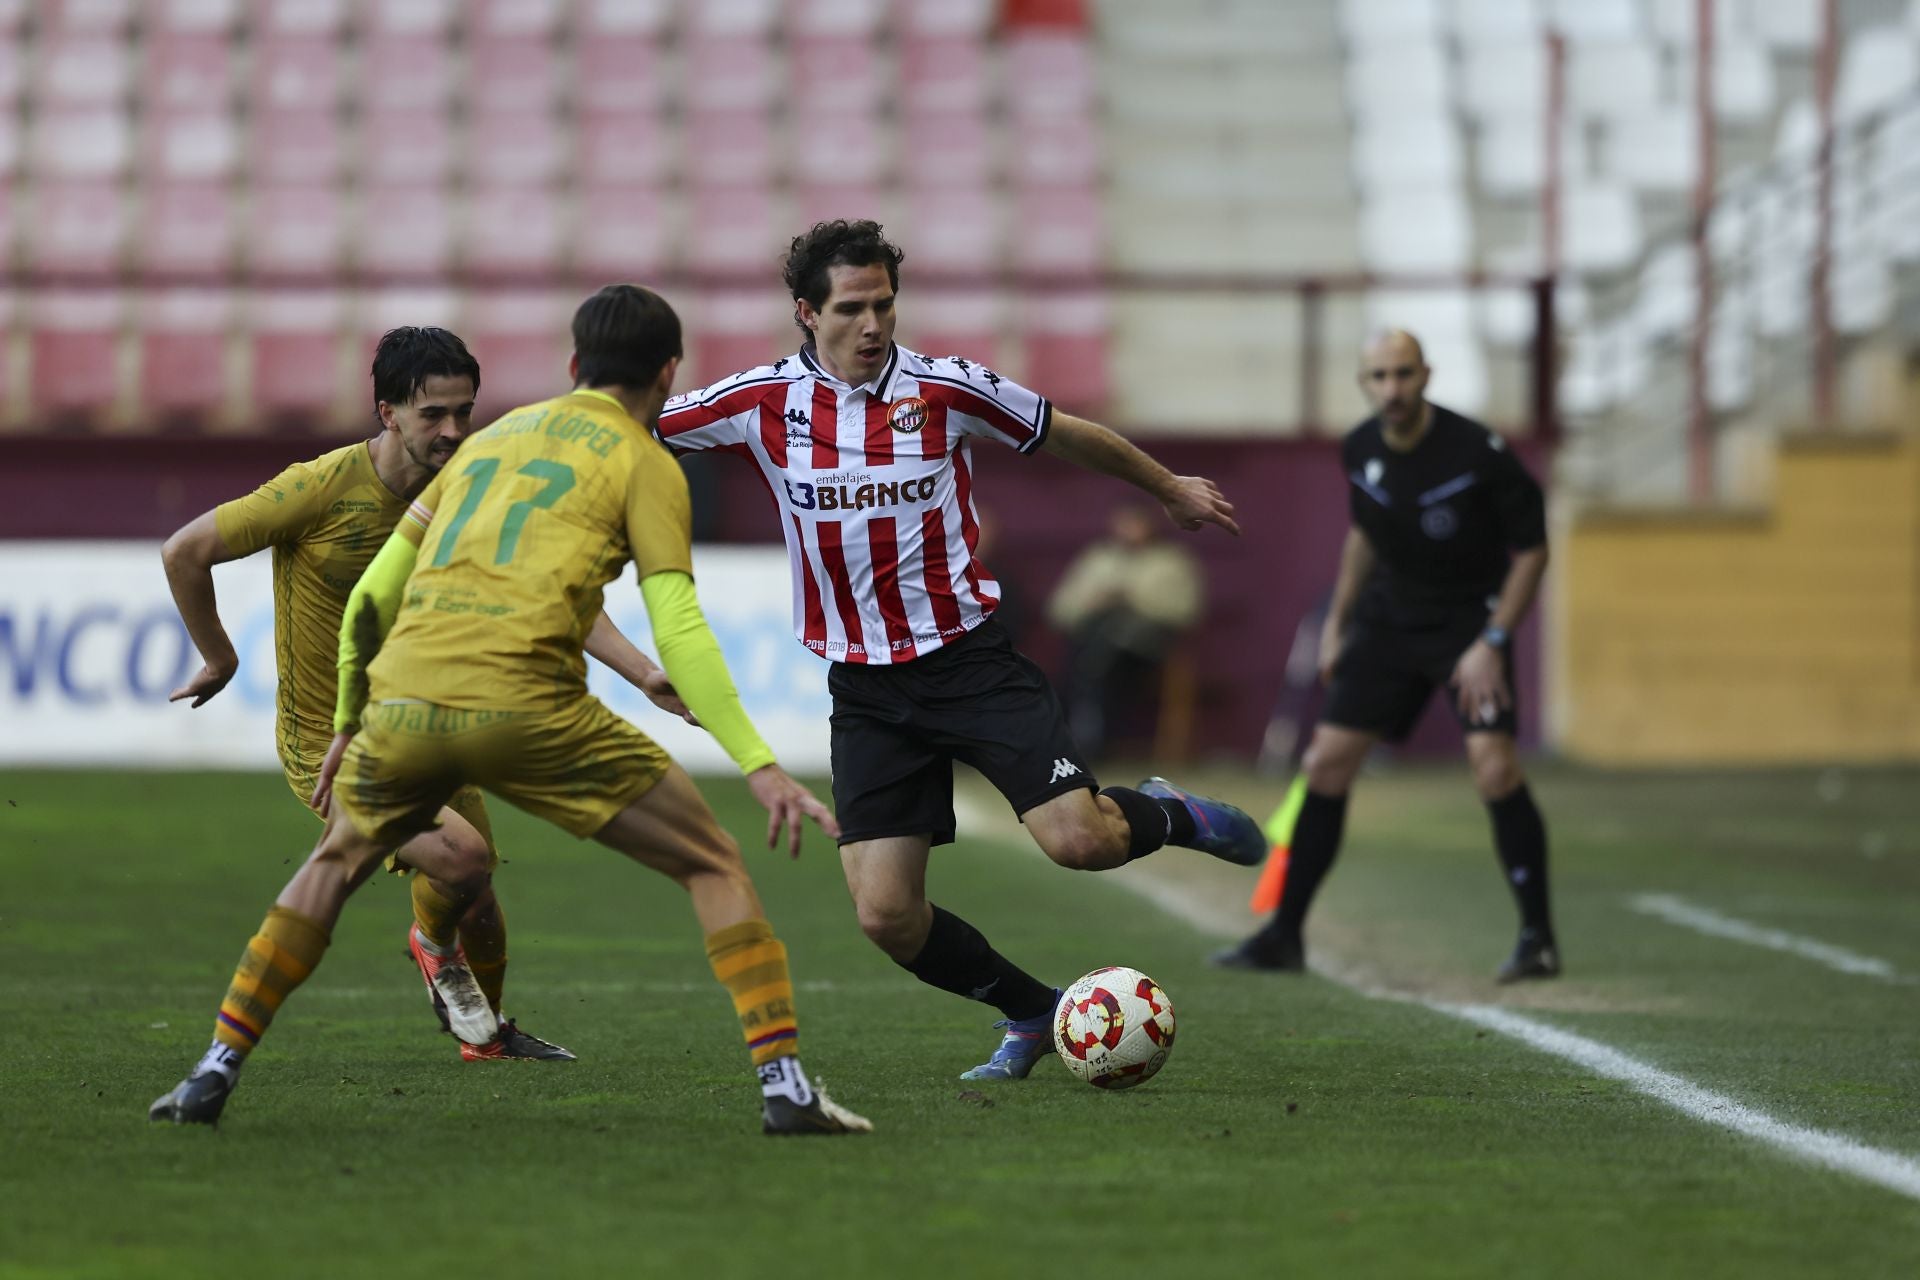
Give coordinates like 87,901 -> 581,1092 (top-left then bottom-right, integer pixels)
1341,404 -> 1546,630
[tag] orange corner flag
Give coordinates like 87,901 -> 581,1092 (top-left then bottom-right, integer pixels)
1250,775 -> 1309,914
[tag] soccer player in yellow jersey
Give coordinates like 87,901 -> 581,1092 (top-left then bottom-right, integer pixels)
152,286 -> 870,1135
158,327 -> 691,1062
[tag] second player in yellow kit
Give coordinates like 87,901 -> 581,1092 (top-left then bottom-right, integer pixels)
153,286 -> 870,1135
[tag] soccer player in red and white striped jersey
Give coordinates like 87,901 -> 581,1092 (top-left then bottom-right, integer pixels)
660,221 -> 1267,1080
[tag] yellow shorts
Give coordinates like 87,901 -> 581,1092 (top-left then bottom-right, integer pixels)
284,739 -> 498,871
335,696 -> 672,849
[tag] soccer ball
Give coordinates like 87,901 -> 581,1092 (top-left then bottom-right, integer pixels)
1052,966 -> 1176,1089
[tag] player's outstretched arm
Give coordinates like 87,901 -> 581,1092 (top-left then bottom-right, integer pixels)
585,611 -> 699,727
638,570 -> 839,857
1041,412 -> 1241,536
160,510 -> 248,707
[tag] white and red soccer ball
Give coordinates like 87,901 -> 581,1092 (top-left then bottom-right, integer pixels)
1052,966 -> 1176,1089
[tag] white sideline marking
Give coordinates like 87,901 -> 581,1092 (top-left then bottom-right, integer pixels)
949,797 -> 1920,1203
1628,892 -> 1898,980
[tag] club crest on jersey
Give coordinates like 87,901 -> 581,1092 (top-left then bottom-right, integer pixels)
888,396 -> 930,434
1421,504 -> 1459,540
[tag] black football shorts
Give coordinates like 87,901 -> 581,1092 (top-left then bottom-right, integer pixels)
827,620 -> 1097,846
1322,611 -> 1518,742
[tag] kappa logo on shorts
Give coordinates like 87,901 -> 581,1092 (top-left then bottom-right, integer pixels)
1049,758 -> 1081,783
888,396 -> 930,434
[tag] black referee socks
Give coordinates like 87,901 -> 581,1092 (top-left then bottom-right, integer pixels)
1487,784 -> 1554,936
1273,789 -> 1349,938
903,905 -> 1058,1022
1098,786 -> 1196,861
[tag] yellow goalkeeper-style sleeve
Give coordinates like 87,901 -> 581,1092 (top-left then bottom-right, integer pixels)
639,569 -> 777,776
333,526 -> 421,733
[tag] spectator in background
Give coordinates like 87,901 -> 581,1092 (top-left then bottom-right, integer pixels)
1048,504 -> 1204,759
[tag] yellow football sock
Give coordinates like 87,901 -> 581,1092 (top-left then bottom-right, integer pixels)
213,906 -> 331,1056
409,873 -> 463,951
460,898 -> 509,1015
705,919 -> 799,1066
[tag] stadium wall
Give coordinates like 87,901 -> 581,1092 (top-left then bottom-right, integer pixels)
1553,432 -> 1920,765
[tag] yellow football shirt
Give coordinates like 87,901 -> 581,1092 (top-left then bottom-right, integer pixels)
215,441 -> 407,768
367,390 -> 693,711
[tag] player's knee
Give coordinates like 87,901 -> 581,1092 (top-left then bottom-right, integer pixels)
1303,739 -> 1362,795
437,826 -> 493,891
854,897 -> 923,959
1037,824 -> 1122,872
1470,744 -> 1524,800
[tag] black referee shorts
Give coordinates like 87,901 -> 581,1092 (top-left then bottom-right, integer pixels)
827,620 -> 1097,847
1323,611 -> 1518,743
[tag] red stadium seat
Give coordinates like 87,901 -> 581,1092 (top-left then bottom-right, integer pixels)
685,185 -> 777,273
249,289 -> 346,425
249,36 -> 342,112
0,111 -> 18,178
29,109 -> 130,179
685,0 -> 780,37
361,35 -> 453,112
1022,291 -> 1110,412
246,184 -> 345,276
1012,186 -> 1102,273
462,185 -> 566,275
354,183 -> 454,276
249,0 -> 348,35
0,0 -> 23,29
249,110 -> 342,182
791,36 -> 884,111
467,108 -> 564,186
0,37 -> 21,106
356,107 -> 454,184
363,0 -> 452,35
897,0 -> 996,37
902,110 -> 994,188
468,34 -> 560,114
23,181 -> 126,274
572,183 -> 671,279
794,183 -> 886,227
144,110 -> 238,180
575,0 -> 671,36
1010,115 -> 1099,188
41,0 -> 134,33
142,33 -> 233,111
793,0 -> 887,37
140,182 -> 237,273
29,290 -> 123,421
683,36 -> 779,112
690,290 -> 784,384
898,290 -> 1002,366
140,288 -> 233,420
148,0 -> 240,33
898,36 -> 989,115
34,36 -> 130,106
685,110 -> 775,187
1005,33 -> 1096,119
904,186 -> 1001,272
576,37 -> 665,113
476,0 -> 565,37
576,108 -> 672,184
464,290 -> 570,416
791,111 -> 887,183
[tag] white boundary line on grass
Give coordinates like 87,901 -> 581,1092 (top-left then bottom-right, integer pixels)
950,796 -> 1920,1204
1627,892 -> 1899,980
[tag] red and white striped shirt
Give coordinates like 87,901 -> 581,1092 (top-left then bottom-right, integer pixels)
657,343 -> 1052,664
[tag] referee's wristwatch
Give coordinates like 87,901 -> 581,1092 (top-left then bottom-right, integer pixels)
1481,625 -> 1510,649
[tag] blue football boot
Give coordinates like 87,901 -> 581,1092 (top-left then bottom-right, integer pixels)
1138,776 -> 1267,866
958,989 -> 1062,1081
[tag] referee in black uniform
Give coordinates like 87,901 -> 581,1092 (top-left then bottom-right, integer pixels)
1216,330 -> 1559,981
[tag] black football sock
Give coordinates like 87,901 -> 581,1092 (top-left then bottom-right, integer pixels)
1487,783 -> 1553,937
903,905 -> 1057,1021
1098,786 -> 1195,861
1269,789 -> 1349,942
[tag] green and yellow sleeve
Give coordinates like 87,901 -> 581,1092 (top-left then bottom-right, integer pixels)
639,570 -> 777,776
332,487 -> 433,733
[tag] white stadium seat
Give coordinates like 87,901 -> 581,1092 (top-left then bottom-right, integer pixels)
1345,41 -> 1451,119
1837,27 -> 1918,125
1459,40 -> 1546,123
1746,0 -> 1820,50
1546,0 -> 1640,41
1358,185 -> 1472,271
1569,41 -> 1662,120
1446,0 -> 1542,43
1603,110 -> 1699,193
1352,115 -> 1463,189
1339,0 -> 1444,46
1563,184 -> 1642,272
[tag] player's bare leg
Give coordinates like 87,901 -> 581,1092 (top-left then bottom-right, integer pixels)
841,834 -> 1062,1081
592,764 -> 867,1134
1214,723 -> 1377,972
1021,783 -> 1265,872
1466,732 -> 1559,981
150,809 -> 481,1125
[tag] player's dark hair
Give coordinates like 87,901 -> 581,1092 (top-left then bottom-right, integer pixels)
571,284 -> 683,390
370,326 -> 480,411
784,219 -> 905,333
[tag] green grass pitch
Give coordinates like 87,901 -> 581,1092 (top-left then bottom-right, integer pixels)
2,765 -> 1918,1277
